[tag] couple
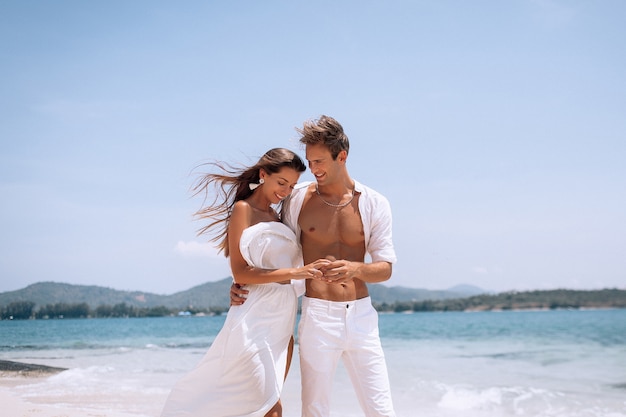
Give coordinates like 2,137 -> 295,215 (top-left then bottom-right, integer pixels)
161,115 -> 397,417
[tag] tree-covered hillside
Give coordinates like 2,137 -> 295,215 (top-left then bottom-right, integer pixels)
2,281 -> 625,320
378,289 -> 626,312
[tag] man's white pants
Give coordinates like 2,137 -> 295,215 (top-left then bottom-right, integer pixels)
298,296 -> 395,417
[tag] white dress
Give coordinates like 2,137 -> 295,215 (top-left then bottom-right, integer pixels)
161,222 -> 302,417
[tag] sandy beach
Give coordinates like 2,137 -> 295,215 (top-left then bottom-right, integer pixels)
0,360 -> 152,417
1,375 -> 138,417
0,388 -> 146,417
0,358 -> 362,417
1,394 -> 155,417
1,362 -> 60,417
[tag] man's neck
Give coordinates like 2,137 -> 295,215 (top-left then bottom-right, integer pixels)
315,177 -> 354,196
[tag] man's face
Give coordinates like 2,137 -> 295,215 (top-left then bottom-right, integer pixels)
305,144 -> 342,185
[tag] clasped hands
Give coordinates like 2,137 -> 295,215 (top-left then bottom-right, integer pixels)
307,256 -> 355,285
230,256 -> 355,306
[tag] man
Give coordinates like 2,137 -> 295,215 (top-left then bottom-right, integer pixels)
232,115 -> 397,417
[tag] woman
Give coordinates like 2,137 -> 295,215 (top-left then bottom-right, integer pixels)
161,148 -> 329,417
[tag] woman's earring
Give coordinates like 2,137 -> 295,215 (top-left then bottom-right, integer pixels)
248,178 -> 264,190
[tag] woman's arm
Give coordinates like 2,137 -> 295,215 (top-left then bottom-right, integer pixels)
228,201 -> 327,285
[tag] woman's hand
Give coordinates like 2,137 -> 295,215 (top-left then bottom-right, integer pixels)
298,258 -> 331,280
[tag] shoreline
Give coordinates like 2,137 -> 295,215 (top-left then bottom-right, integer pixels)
2,305 -> 624,322
0,358 -> 356,417
2,309 -> 625,417
0,362 -> 151,417
0,359 -> 67,377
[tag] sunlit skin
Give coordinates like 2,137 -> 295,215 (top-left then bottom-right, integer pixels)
231,145 -> 392,303
300,144 -> 392,301
225,119 -> 398,416
226,166 -> 331,417
227,166 -> 329,287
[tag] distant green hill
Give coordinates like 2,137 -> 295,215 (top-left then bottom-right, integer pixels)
0,280 -> 484,311
2,282 -> 624,317
385,288 -> 626,312
0,281 -> 154,308
0,280 -> 232,310
366,283 -> 484,304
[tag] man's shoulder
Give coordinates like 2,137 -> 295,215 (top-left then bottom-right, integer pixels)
283,181 -> 312,214
354,180 -> 388,202
294,181 -> 313,191
291,181 -> 313,198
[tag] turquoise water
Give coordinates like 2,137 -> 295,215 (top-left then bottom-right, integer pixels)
1,309 -> 625,416
3,309 -> 624,350
380,308 -> 626,344
1,314 -> 227,351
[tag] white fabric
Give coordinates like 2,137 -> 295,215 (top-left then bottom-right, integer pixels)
283,181 -> 397,416
298,296 -> 395,417
239,221 -> 303,271
160,222 -> 301,417
282,180 -> 397,264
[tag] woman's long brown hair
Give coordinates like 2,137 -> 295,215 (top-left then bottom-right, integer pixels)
191,148 -> 305,257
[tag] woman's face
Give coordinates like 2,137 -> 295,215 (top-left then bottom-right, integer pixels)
261,167 -> 301,204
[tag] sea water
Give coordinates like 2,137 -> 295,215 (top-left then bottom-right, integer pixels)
1,309 -> 625,416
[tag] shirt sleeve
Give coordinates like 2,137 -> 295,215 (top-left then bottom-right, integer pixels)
281,181 -> 309,241
362,187 -> 397,264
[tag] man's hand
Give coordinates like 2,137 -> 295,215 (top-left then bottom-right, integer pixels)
320,259 -> 358,285
230,283 -> 249,306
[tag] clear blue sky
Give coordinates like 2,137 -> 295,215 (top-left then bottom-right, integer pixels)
1,1 -> 624,295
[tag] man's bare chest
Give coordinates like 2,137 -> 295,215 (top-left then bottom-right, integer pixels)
298,198 -> 364,247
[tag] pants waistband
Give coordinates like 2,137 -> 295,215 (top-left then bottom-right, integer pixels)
303,295 -> 372,311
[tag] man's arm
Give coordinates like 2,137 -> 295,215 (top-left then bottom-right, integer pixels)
321,260 -> 392,284
229,283 -> 249,305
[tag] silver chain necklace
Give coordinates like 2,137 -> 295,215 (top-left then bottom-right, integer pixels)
315,185 -> 355,208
